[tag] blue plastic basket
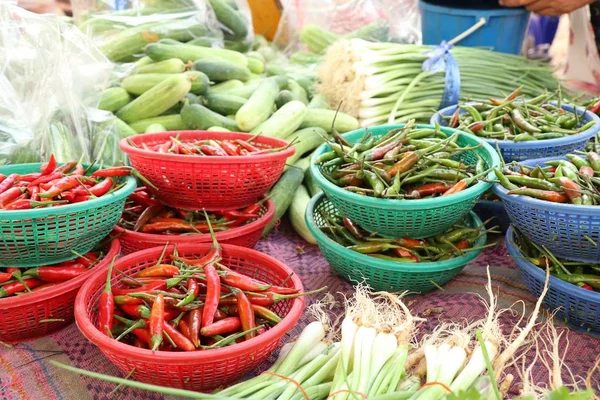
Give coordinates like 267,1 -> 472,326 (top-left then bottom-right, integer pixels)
506,226 -> 600,332
419,0 -> 530,54
431,103 -> 600,162
494,157 -> 600,263
473,199 -> 510,232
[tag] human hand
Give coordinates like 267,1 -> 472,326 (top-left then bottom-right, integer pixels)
499,0 -> 596,16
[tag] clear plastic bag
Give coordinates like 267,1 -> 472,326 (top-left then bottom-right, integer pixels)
0,2 -> 112,165
72,0 -> 224,62
88,109 -> 136,167
207,0 -> 254,52
273,0 -> 421,54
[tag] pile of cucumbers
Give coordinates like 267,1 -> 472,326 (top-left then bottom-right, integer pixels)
96,26 -> 359,242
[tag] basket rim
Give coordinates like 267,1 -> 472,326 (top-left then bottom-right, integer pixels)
120,131 -> 295,164
0,163 -> 136,219
0,239 -> 121,309
310,124 -> 500,210
305,192 -> 487,272
505,226 -> 600,303
75,243 -> 305,363
112,199 -> 275,243
432,102 -> 600,148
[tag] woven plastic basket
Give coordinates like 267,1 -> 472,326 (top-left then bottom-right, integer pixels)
75,243 -> 305,391
494,157 -> 600,263
310,124 -> 501,238
114,199 -> 275,254
0,163 -> 135,267
0,238 -> 120,343
506,226 -> 600,332
431,103 -> 600,162
306,193 -> 487,293
120,131 -> 294,211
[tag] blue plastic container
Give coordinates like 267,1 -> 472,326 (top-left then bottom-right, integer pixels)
431,103 -> 600,163
494,157 -> 600,263
419,0 -> 530,54
506,226 -> 600,332
473,199 -> 510,233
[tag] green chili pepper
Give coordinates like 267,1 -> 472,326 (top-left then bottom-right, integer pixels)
566,154 -> 591,169
363,170 -> 384,197
494,168 -> 519,190
348,242 -> 399,254
554,273 -> 600,289
459,104 -> 483,122
511,109 -> 541,133
506,175 -> 561,191
513,133 -> 538,142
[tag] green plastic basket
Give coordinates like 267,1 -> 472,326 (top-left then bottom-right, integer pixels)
0,163 -> 136,267
306,193 -> 487,293
309,124 -> 501,238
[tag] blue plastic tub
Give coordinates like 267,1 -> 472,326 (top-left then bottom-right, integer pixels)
473,199 -> 510,233
431,103 -> 600,163
419,0 -> 530,54
494,157 -> 600,263
506,226 -> 600,332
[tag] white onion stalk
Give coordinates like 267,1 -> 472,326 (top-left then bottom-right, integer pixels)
298,341 -> 329,367
448,340 -> 499,395
329,316 -> 358,400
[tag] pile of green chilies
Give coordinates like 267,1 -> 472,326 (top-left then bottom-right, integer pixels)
495,152 -> 600,205
319,212 -> 497,262
314,121 -> 490,199
512,227 -> 600,292
446,89 -> 595,142
319,39 -> 561,126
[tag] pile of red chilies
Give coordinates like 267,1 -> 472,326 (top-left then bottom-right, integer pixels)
0,251 -> 103,298
119,188 -> 265,234
140,135 -> 287,156
0,155 -> 147,210
98,230 -> 318,351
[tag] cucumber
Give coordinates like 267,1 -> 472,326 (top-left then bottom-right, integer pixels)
299,109 -> 359,133
129,115 -> 185,133
211,80 -> 244,92
246,51 -> 265,63
289,51 -> 323,65
98,87 -> 132,113
207,126 -> 231,132
296,77 -> 316,97
235,77 -> 279,131
275,90 -> 294,109
293,156 -> 311,172
304,164 -> 322,197
122,71 -> 209,96
266,65 -> 286,77
145,123 -> 166,133
185,93 -> 202,105
250,101 -> 307,139
307,94 -> 330,109
187,37 -> 214,47
224,38 -> 252,53
159,38 -> 185,45
284,127 -> 327,166
133,58 -> 186,74
246,57 -> 265,74
221,79 -> 262,99
145,43 -> 248,67
288,80 -> 309,105
262,167 -> 305,236
193,59 -> 251,82
181,103 -> 239,131
203,92 -> 247,116
117,74 -> 191,123
208,0 -> 249,39
289,185 -> 317,244
136,56 -> 154,67
274,76 -> 289,90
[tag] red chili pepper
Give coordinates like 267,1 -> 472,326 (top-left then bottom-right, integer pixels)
133,204 -> 164,232
343,217 -> 363,239
114,295 -> 144,305
469,121 -> 484,133
408,183 -> 451,198
581,284 -> 594,291
163,321 -> 195,351
388,151 -> 419,177
507,188 -> 568,203
24,267 -> 88,282
128,191 -> 161,208
200,317 -> 241,336
202,264 -> 221,327
0,187 -> 26,208
76,252 -> 98,268
135,265 -> 180,278
0,279 -> 43,298
71,165 -> 85,176
455,239 -> 471,250
31,282 -> 61,292
233,289 -> 256,340
178,319 -> 192,341
149,293 -> 165,351
557,177 -> 583,204
580,166 -> 595,177
219,267 -> 271,292
220,140 -> 242,156
53,160 -> 77,175
4,199 -> 65,210
235,139 -> 260,153
588,99 -> 600,114
92,166 -> 132,178
28,173 -> 62,188
112,281 -> 167,296
29,186 -> 40,201
449,108 -> 460,128
89,178 -> 113,197
188,307 -> 202,347
0,174 -> 5,184
267,286 -> 300,295
0,174 -> 18,194
40,154 -> 57,175
98,257 -> 116,336
39,175 -> 81,199
19,173 -> 42,182
442,179 -> 469,196
132,328 -> 152,345
200,144 -> 228,156
0,272 -> 12,283
120,304 -> 152,319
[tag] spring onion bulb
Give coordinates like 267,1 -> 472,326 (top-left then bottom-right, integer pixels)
318,39 -> 561,127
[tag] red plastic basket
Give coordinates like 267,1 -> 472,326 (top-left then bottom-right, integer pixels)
114,199 -> 275,254
0,239 -> 120,343
120,131 -> 295,211
75,243 -> 305,391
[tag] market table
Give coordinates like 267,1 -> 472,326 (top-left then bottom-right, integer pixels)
1,223 -> 599,400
